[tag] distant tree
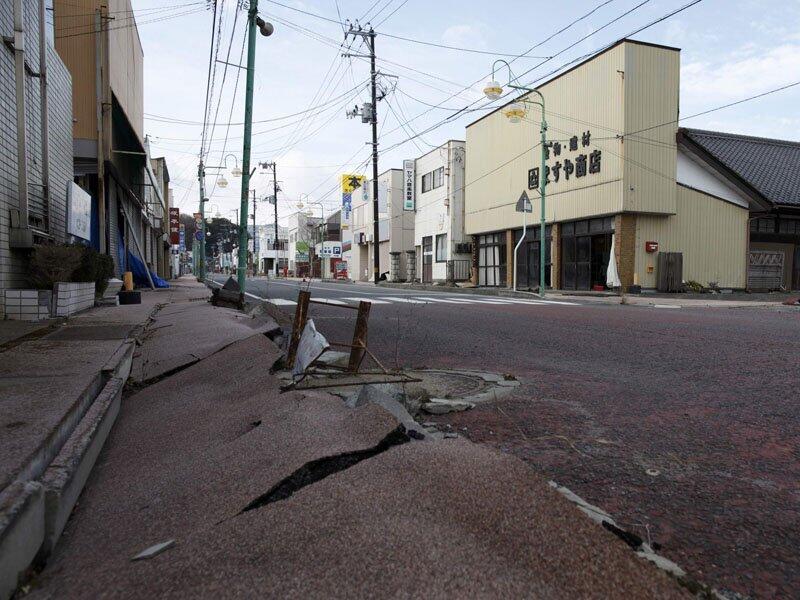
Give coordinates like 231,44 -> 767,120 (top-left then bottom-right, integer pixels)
179,213 -> 196,251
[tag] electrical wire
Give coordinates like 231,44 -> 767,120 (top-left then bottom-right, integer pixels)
54,6 -> 207,40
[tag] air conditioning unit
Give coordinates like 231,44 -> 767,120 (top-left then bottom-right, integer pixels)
367,233 -> 374,242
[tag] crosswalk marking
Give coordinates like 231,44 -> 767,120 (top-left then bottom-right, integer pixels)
414,296 -> 472,304
341,297 -> 391,304
378,297 -> 428,304
311,298 -> 348,306
269,298 -> 297,306
444,296 -> 518,304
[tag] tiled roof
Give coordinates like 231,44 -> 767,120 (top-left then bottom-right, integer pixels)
680,128 -> 800,207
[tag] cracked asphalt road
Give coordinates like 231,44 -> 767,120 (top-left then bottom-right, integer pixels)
245,278 -> 800,598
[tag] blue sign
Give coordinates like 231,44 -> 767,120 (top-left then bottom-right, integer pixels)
179,226 -> 186,251
342,192 -> 352,220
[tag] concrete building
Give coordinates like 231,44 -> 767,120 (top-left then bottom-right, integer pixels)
286,211 -> 322,277
146,145 -> 171,280
54,0 -> 152,280
412,140 -> 470,283
1,0 -> 74,317
350,169 -> 415,282
255,223 -> 288,275
465,38 -> 797,292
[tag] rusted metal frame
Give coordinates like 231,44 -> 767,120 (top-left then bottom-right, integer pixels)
286,290 -> 310,367
347,301 -> 371,372
289,377 -> 422,391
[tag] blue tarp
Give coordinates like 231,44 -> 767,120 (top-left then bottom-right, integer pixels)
126,248 -> 170,288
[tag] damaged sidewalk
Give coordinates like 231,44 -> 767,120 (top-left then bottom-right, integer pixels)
6,279 -> 689,598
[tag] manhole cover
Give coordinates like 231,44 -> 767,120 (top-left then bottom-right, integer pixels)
404,371 -> 489,400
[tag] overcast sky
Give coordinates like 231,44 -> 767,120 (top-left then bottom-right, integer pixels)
136,0 -> 800,226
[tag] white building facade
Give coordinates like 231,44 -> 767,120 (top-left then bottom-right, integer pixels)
255,223 -> 288,274
349,169 -> 415,282
286,212 -> 322,276
412,140 -> 470,283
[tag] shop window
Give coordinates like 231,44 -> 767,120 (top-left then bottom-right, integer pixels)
477,233 -> 506,287
435,234 -> 447,262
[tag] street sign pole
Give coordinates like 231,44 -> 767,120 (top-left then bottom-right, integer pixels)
513,190 -> 532,292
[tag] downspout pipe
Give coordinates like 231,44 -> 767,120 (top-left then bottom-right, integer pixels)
12,0 -> 30,242
39,0 -> 50,230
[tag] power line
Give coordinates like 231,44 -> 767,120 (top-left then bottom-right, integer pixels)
263,0 -> 551,58
54,6 -> 206,40
144,78 -> 367,127
373,0 -> 409,27
200,1 -> 220,159
208,27 -> 248,199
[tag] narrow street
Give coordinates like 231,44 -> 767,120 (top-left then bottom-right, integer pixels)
228,276 -> 800,598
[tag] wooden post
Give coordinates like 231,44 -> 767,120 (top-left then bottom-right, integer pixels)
287,290 -> 310,367
347,301 -> 371,372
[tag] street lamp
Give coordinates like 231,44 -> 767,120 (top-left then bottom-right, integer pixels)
484,59 -> 548,297
236,1 -> 275,291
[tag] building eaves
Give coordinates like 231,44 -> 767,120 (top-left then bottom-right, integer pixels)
679,127 -> 800,208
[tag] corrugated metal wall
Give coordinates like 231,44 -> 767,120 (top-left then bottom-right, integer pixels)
54,0 -> 97,142
465,44 -> 627,235
623,43 -> 680,215
635,185 -> 748,289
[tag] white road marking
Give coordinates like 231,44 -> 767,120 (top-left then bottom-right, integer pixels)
269,298 -> 297,306
444,296 -> 518,304
311,298 -> 348,306
378,296 -> 428,304
653,304 -> 681,309
341,297 -> 391,304
413,296 -> 473,304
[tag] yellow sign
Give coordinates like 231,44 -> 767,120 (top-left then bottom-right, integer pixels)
341,174 -> 366,193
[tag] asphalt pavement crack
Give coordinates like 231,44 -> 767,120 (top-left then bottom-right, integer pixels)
237,425 -> 410,514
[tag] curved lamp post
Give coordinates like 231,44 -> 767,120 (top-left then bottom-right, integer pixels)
484,60 -> 548,297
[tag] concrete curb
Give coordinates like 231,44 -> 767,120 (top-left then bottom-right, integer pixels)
40,377 -> 124,557
0,340 -> 133,599
0,482 -> 45,600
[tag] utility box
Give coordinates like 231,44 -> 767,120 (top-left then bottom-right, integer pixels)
657,252 -> 683,292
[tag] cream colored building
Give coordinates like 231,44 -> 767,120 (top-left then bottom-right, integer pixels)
465,39 -> 796,291
350,169 -> 415,282
412,141 -> 471,283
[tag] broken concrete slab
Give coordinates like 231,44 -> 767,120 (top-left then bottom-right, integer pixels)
129,303 -> 278,383
421,398 -> 475,415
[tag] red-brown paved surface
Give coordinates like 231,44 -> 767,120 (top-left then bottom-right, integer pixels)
29,332 -> 687,599
248,279 -> 800,598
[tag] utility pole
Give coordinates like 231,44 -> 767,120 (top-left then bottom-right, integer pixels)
345,23 -> 380,283
197,161 -> 207,279
259,161 -> 280,277
251,189 -> 257,274
236,0 -> 258,290
236,2 -> 273,290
